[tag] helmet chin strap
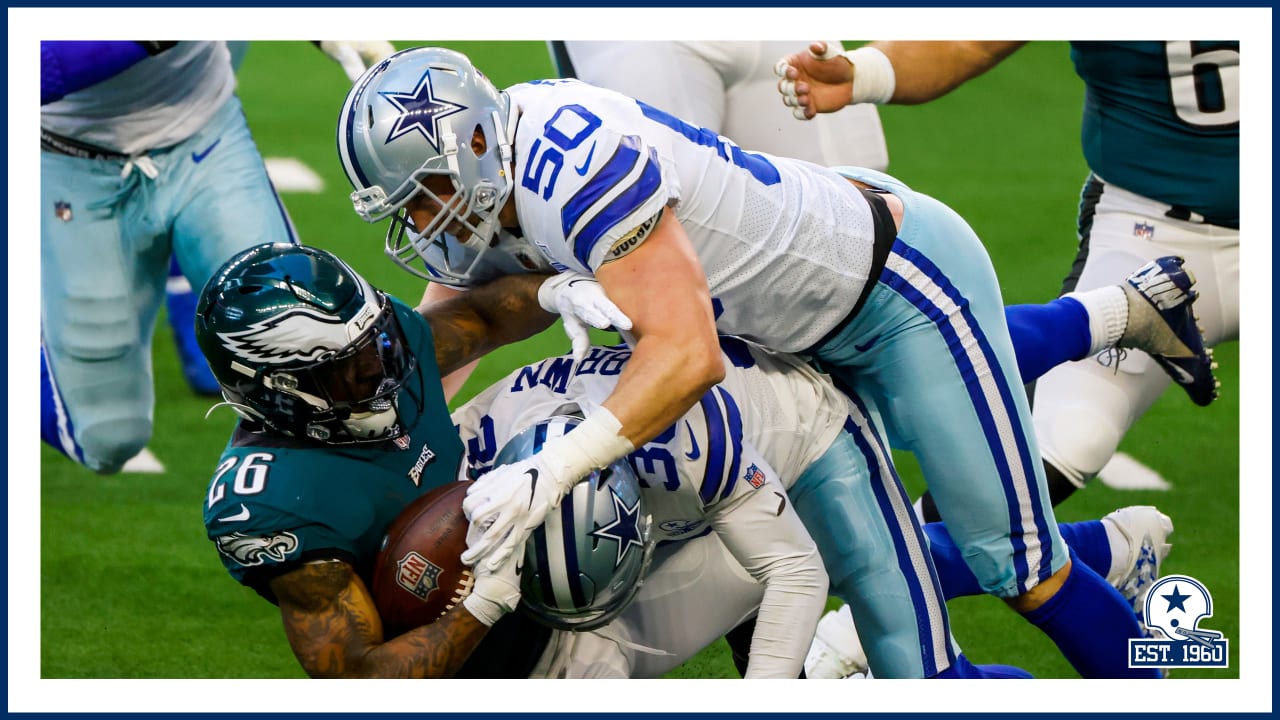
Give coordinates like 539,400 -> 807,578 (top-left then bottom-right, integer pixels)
340,379 -> 402,440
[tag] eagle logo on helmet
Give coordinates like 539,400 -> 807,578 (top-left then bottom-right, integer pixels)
215,531 -> 300,567
379,69 -> 468,152
217,307 -> 353,365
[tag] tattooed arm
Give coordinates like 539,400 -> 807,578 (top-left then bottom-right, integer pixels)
417,274 -> 556,377
270,559 -> 488,679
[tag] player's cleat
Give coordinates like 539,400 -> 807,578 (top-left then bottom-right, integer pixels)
1102,505 -> 1173,636
804,604 -> 869,679
1117,256 -> 1220,406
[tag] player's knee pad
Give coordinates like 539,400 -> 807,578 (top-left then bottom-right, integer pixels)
75,417 -> 152,474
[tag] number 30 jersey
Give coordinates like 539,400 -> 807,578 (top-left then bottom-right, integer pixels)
450,338 -> 850,544
506,79 -> 880,353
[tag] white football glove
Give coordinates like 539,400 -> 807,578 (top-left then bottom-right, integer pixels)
461,452 -> 572,572
318,41 -> 397,83
461,544 -> 523,627
461,408 -> 634,571
538,272 -> 633,362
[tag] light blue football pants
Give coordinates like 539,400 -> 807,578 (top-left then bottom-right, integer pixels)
41,93 -> 296,473
816,167 -> 1067,599
789,402 -> 958,679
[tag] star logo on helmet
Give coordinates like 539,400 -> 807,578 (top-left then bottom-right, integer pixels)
379,70 -> 468,152
589,485 -> 645,569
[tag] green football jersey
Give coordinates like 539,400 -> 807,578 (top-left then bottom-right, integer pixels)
203,298 -> 463,598
1070,41 -> 1238,227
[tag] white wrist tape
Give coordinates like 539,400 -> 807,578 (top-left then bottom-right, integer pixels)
462,592 -> 505,627
843,46 -> 896,105
539,407 -> 635,494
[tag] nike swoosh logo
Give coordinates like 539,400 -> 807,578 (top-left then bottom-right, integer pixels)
191,138 -> 221,163
854,334 -> 880,353
216,503 -> 251,523
515,557 -> 524,576
525,468 -> 539,509
1160,359 -> 1197,385
683,420 -> 701,461
574,142 -> 597,176
567,277 -> 591,288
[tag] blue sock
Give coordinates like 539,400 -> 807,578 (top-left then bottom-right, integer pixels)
167,256 -> 221,396
41,344 -> 83,462
933,653 -> 1033,679
1004,298 -> 1092,384
922,522 -> 983,600
1056,519 -> 1114,582
926,519 -> 1118,602
1021,549 -> 1161,678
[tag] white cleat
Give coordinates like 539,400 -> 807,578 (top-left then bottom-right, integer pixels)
1102,505 -> 1174,633
804,604 -> 870,679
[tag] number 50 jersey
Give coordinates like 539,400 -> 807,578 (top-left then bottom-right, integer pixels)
506,79 -> 881,353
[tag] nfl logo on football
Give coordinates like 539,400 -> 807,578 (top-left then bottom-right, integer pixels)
395,550 -> 443,601
1129,574 -> 1229,669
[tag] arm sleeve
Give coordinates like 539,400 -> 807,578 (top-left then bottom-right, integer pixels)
40,41 -> 165,105
706,440 -> 829,679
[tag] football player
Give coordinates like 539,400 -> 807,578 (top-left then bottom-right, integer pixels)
336,47 -> 1186,677
777,40 -> 1235,505
198,242 -> 627,678
453,338 -> 1173,679
39,40 -> 393,474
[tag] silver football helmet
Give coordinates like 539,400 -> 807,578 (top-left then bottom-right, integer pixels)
494,414 -> 654,632
336,46 -> 517,286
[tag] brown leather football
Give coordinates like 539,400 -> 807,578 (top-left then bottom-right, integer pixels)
371,480 -> 475,637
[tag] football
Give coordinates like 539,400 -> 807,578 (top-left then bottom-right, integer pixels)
371,480 -> 475,637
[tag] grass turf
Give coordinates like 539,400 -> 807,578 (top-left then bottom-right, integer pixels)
39,40 -> 1240,681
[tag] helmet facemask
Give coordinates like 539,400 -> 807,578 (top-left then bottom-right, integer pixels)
382,118 -> 514,287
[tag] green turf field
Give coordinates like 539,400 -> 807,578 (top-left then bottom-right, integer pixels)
39,41 -> 1241,681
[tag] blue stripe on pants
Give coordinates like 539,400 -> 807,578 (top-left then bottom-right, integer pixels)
881,241 -> 1054,592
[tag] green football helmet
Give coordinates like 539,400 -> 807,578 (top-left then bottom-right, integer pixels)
195,243 -> 417,444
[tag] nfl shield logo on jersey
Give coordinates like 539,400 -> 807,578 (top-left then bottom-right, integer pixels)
744,463 -> 767,489
1133,222 -> 1155,239
54,201 -> 73,222
1129,574 -> 1229,669
396,551 -> 442,601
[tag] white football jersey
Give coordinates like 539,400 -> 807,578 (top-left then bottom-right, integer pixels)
452,339 -> 840,677
42,42 -> 235,155
506,80 -> 879,352
450,339 -> 849,542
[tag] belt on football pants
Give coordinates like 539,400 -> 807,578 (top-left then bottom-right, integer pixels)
40,128 -> 131,161
810,187 -> 898,352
